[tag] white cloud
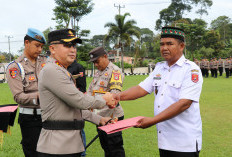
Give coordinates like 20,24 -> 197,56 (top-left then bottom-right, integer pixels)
0,0 -> 231,54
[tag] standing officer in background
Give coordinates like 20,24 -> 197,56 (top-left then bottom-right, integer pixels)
224,57 -> 231,78
218,57 -> 224,76
6,28 -> 46,157
213,57 -> 219,78
115,27 -> 203,157
68,60 -> 87,157
200,58 -> 205,77
37,29 -> 115,157
204,58 -> 209,78
88,47 -> 125,157
194,58 -> 200,67
230,56 -> 232,76
210,58 -> 214,77
68,60 -> 86,93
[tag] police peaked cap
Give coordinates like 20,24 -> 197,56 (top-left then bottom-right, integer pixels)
88,47 -> 107,62
48,29 -> 82,44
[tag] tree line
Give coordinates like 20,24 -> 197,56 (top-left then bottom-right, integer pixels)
1,0 -> 232,72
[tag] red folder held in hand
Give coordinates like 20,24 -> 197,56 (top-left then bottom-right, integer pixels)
98,116 -> 144,134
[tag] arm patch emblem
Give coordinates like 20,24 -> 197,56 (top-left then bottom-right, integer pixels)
9,68 -> 18,78
109,70 -> 122,91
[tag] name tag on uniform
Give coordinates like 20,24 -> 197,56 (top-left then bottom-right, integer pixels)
153,74 -> 161,80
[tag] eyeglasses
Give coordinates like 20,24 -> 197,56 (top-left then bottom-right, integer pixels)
50,42 -> 77,48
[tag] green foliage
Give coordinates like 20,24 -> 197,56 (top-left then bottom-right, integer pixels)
155,0 -> 212,29
113,61 -> 132,69
1,76 -> 232,156
77,43 -> 94,61
198,46 -> 214,59
104,13 -> 141,72
53,0 -> 94,29
210,16 -> 232,45
202,30 -> 224,57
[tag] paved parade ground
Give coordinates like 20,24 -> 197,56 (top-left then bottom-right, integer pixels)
0,75 -> 232,157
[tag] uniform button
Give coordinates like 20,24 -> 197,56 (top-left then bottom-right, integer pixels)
159,131 -> 161,133
158,106 -> 160,108
168,69 -> 170,72
161,94 -> 163,96
173,84 -> 175,86
155,83 -> 157,85
165,82 -> 167,84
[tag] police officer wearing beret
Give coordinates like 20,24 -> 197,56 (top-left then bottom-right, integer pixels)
6,28 -> 46,157
36,29 -> 116,157
88,47 -> 125,157
115,27 -> 203,157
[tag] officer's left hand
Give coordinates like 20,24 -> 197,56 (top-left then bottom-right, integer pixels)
99,117 -> 112,126
135,117 -> 155,129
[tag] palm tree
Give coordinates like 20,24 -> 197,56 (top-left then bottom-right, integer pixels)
104,13 -> 140,73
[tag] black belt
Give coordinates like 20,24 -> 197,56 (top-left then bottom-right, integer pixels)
42,120 -> 84,130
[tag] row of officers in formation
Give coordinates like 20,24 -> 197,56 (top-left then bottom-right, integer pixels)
194,57 -> 232,78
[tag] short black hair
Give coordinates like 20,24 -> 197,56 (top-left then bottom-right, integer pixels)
24,35 -> 35,43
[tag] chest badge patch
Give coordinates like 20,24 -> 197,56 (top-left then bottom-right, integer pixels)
79,72 -> 83,77
191,73 -> 199,83
104,72 -> 108,76
153,74 -> 161,80
41,63 -> 45,68
100,81 -> 105,86
9,68 -> 18,78
29,76 -> 35,81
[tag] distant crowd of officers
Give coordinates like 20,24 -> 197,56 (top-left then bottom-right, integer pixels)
194,57 -> 232,78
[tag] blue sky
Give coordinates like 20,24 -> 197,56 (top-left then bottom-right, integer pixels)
0,0 -> 231,55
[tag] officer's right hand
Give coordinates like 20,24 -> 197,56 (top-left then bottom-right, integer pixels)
99,117 -> 111,126
102,92 -> 117,109
112,93 -> 120,105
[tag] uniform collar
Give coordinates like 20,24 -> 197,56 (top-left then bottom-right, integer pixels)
163,55 -> 186,69
98,61 -> 111,74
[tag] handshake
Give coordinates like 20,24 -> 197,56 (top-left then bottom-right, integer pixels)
102,92 -> 120,109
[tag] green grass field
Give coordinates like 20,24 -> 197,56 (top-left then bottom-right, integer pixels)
0,75 -> 232,157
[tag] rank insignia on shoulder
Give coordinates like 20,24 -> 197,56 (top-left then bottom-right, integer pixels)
66,72 -> 71,77
29,76 -> 35,81
55,61 -> 62,67
104,73 -> 108,76
153,74 -> 161,80
191,69 -> 199,73
9,68 -> 18,78
191,73 -> 199,83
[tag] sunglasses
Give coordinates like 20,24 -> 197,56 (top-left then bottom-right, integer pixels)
50,41 -> 77,48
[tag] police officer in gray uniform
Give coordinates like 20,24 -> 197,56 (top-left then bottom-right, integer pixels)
6,28 -> 46,157
88,47 -> 125,157
224,57 -> 231,78
37,29 -> 116,157
218,57 -> 224,76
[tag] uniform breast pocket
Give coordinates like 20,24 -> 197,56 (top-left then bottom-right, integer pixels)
23,74 -> 37,89
152,80 -> 161,95
167,81 -> 181,100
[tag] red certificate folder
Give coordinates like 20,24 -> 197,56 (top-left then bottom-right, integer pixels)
98,116 -> 144,134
